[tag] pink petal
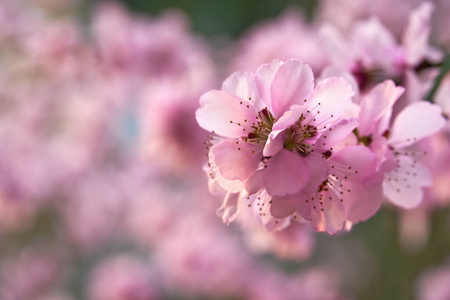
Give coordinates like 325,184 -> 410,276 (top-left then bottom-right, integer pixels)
404,70 -> 428,106
250,192 -> 291,231
370,137 -> 396,171
345,182 -> 383,224
302,154 -> 329,194
435,74 -> 450,116
216,192 -> 241,225
403,2 -> 435,66
245,171 -> 264,195
351,18 -> 402,70
221,71 -> 260,107
254,59 -> 283,111
318,24 -> 354,68
262,149 -> 310,197
270,195 -> 296,219
271,105 -> 308,132
290,192 -> 311,221
264,105 -> 308,157
211,172 -> 246,194
208,151 -> 246,193
308,77 -> 354,126
270,59 -> 314,118
319,66 -> 360,97
388,102 -> 445,149
315,118 -> 359,151
358,80 -> 404,137
329,145 -> 377,182
196,90 -> 257,138
310,192 -> 346,234
383,155 -> 432,208
263,128 -> 285,157
383,178 -> 423,209
211,139 -> 261,181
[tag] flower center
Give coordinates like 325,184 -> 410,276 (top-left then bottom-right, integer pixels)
283,114 -> 317,157
245,107 -> 274,144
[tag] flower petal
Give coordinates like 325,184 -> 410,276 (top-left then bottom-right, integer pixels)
345,181 -> 383,224
264,105 -> 308,157
388,101 -> 445,149
208,150 -> 246,193
318,24 -> 354,69
263,149 -> 310,196
351,17 -> 402,70
270,195 -> 296,219
315,118 -> 359,151
216,192 -> 241,225
263,128 -> 285,157
270,59 -> 314,118
403,2 -> 435,66
310,191 -> 346,234
302,154 -> 329,194
308,77 -> 354,126
196,90 -> 257,138
245,171 -> 264,195
383,155 -> 432,208
211,139 -> 261,181
358,80 -> 404,137
271,105 -> 308,132
222,71 -> 260,107
255,59 -> 283,111
435,74 -> 450,116
329,145 -> 378,182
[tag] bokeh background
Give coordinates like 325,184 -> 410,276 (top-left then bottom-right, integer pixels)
1,0 -> 450,299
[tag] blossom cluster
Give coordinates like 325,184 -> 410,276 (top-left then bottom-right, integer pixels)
197,1 -> 448,235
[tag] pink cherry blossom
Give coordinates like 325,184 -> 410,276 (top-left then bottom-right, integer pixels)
319,2 -> 442,94
356,80 -> 446,209
268,144 -> 382,234
197,59 -> 389,233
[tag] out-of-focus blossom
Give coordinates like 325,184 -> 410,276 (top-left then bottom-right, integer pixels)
245,267 -> 344,300
435,73 -> 450,121
91,2 -> 215,85
87,255 -> 159,300
318,0 -> 450,49
60,171 -> 125,251
417,263 -> 450,300
90,2 -> 217,174
0,247 -> 64,300
230,10 -> 329,75
317,0 -> 417,38
399,207 -> 430,253
136,78 -> 213,174
319,2 -> 442,98
153,213 -> 251,298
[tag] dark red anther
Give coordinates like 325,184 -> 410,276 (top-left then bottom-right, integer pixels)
247,132 -> 257,139
261,108 -> 270,120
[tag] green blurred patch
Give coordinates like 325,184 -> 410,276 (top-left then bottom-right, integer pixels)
116,0 -> 316,37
